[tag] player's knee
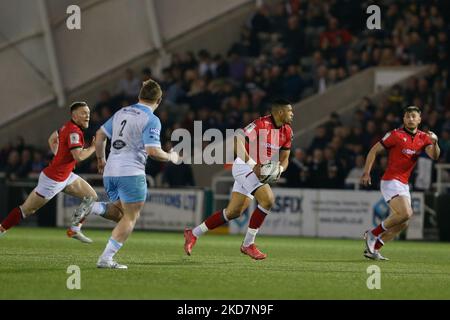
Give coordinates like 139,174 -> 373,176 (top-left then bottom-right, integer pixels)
400,221 -> 409,229
132,211 -> 140,221
110,213 -> 122,223
225,207 -> 241,219
406,208 -> 413,219
259,194 -> 275,210
115,211 -> 124,222
398,209 -> 412,222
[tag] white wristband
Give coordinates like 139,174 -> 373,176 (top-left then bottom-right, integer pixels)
280,165 -> 285,173
246,158 -> 257,169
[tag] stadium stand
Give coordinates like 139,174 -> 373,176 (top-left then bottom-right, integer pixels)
1,0 -> 449,191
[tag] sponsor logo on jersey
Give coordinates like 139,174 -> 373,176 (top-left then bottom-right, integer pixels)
123,108 -> 141,115
402,148 -> 417,155
70,133 -> 80,145
263,142 -> 280,150
113,140 -> 127,150
149,128 -> 160,135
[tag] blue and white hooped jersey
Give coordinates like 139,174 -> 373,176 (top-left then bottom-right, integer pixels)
101,103 -> 161,177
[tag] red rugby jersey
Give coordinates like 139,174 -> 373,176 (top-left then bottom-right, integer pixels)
43,120 -> 84,181
242,115 -> 292,164
380,127 -> 433,184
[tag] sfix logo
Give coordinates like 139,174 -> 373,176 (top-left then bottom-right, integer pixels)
272,196 -> 303,213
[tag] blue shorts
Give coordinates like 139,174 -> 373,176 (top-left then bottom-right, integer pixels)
103,175 -> 147,203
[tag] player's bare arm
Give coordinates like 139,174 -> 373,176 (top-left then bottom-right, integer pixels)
95,129 -> 108,174
234,133 -> 266,179
234,134 -> 252,163
280,149 -> 290,172
425,131 -> 440,160
48,131 -> 59,155
70,136 -> 96,162
361,142 -> 385,186
146,146 -> 180,163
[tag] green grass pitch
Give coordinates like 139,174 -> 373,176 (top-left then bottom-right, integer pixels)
1,227 -> 450,299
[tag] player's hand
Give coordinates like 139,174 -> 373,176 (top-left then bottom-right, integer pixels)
427,131 -> 438,144
253,163 -> 262,179
167,149 -> 181,164
88,136 -> 96,152
97,157 -> 106,174
276,163 -> 285,181
360,172 -> 371,186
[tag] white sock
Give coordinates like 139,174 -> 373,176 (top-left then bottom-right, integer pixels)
100,237 -> 123,261
243,228 -> 258,247
192,222 -> 209,238
71,225 -> 81,232
18,206 -> 26,219
222,209 -> 229,222
91,202 -> 107,216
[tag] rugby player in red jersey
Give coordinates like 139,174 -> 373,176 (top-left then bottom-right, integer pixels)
361,106 -> 440,260
184,99 -> 294,260
0,102 -> 114,242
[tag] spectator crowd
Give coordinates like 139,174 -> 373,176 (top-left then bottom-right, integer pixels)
1,0 -> 449,190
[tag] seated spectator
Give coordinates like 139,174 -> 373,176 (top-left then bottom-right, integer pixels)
0,142 -> 13,171
4,150 -> 21,181
212,54 -> 229,78
320,17 -> 352,48
141,67 -> 153,82
284,148 -> 309,188
228,51 -> 247,82
95,90 -> 113,111
308,149 -> 327,188
17,149 -> 32,178
198,49 -> 214,78
308,126 -> 328,153
31,150 -> 46,174
345,154 -> 365,188
282,64 -> 304,102
117,68 -> 141,102
314,65 -> 329,94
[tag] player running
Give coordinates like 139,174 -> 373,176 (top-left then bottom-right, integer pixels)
0,102 -> 100,242
86,79 -> 180,269
361,106 -> 440,260
184,99 -> 293,260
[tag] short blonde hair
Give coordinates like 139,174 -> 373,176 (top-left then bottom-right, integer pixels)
139,79 -> 162,103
